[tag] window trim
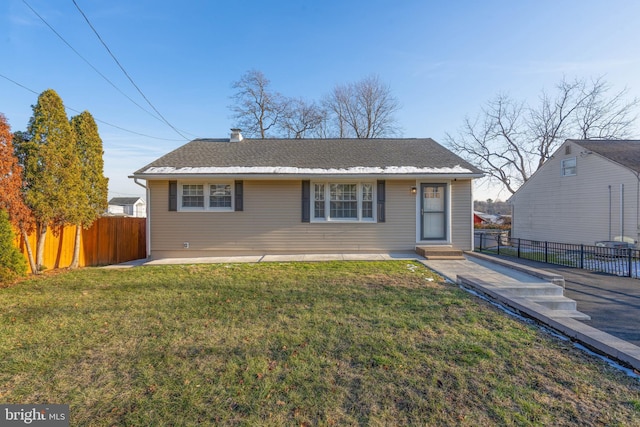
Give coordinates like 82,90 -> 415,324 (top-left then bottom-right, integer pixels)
561,157 -> 577,176
177,181 -> 235,212
310,180 -> 376,223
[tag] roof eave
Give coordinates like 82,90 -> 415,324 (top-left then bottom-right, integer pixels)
130,172 -> 484,180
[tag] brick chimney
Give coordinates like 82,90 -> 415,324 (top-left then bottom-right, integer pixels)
230,128 -> 243,142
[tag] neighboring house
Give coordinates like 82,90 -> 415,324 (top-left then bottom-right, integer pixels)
131,130 -> 483,258
474,211 -> 499,225
474,212 -> 486,225
510,139 -> 640,246
107,197 -> 147,218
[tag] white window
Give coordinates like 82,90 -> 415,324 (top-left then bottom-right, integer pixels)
561,157 -> 576,176
311,181 -> 375,222
314,183 -> 325,219
361,183 -> 374,219
209,184 -> 232,208
182,184 -> 204,207
179,182 -> 234,211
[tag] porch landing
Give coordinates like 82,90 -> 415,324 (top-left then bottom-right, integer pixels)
415,246 -> 465,260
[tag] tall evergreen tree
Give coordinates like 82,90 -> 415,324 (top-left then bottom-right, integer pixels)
69,111 -> 108,268
0,114 -> 34,272
16,89 -> 81,272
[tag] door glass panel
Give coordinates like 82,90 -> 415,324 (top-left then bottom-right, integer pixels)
423,213 -> 445,238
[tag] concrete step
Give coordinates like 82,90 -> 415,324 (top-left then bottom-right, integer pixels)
424,255 -> 467,260
416,246 -> 465,260
456,275 -> 592,322
549,310 -> 592,320
494,284 -> 564,297
529,295 -> 577,311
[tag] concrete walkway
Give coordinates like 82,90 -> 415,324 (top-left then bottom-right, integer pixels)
104,252 -> 423,268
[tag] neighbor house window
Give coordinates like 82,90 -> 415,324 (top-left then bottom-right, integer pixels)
179,182 -> 234,211
561,157 -> 576,176
312,181 -> 375,222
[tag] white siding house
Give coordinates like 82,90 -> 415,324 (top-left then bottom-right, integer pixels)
510,139 -> 640,246
107,197 -> 147,218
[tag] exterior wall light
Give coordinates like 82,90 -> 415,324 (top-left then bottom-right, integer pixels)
410,186 -> 417,195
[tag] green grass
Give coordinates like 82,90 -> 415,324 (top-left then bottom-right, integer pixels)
1,261 -> 639,426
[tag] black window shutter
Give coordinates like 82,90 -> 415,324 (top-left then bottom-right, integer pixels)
168,181 -> 177,211
377,180 -> 386,223
235,180 -> 244,211
301,180 -> 310,222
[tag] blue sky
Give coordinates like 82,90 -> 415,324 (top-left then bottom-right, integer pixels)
3,0 -> 640,201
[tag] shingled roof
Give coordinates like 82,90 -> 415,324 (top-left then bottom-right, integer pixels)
108,197 -> 144,205
570,140 -> 640,174
134,138 -> 484,177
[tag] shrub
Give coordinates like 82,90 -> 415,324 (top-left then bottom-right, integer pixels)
475,223 -> 511,230
0,210 -> 27,283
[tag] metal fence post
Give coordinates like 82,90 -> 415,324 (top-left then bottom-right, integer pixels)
628,248 -> 633,278
544,241 -> 548,263
517,238 -> 521,258
497,232 -> 500,255
580,244 -> 584,269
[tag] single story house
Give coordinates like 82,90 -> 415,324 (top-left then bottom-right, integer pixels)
510,139 -> 640,246
107,197 -> 147,218
131,130 -> 484,258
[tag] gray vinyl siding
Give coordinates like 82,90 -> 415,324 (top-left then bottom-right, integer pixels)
148,179 -> 418,257
511,141 -> 640,245
450,179 -> 474,250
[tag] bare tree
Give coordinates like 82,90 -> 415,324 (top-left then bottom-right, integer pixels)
324,75 -> 401,138
446,76 -> 638,195
230,69 -> 288,138
279,98 -> 326,138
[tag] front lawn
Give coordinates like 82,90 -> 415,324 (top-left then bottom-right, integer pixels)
1,261 -> 639,425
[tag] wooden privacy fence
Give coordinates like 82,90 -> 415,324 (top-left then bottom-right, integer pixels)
14,217 -> 146,272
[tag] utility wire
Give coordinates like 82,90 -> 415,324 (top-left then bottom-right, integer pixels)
71,0 -> 190,141
0,73 -> 38,95
21,0 -> 166,126
0,72 -> 186,142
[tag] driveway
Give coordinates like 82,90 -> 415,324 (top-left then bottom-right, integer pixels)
485,255 -> 640,346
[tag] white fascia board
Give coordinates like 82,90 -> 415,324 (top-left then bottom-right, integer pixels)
132,172 -> 484,181
132,166 -> 484,181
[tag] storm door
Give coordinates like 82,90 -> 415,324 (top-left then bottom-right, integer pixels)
421,184 -> 447,240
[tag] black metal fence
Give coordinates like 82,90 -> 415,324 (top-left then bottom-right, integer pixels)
474,231 -> 640,278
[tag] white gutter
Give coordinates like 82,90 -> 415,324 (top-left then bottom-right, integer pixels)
132,172 -> 485,181
129,176 -> 151,258
132,177 -> 147,189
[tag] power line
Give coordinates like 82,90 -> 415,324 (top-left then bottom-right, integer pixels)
0,73 -> 38,95
71,0 -> 190,141
0,72 -> 186,142
21,0 -> 166,126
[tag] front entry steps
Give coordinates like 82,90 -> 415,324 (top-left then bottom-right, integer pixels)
415,246 -> 465,260
457,275 -> 591,321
